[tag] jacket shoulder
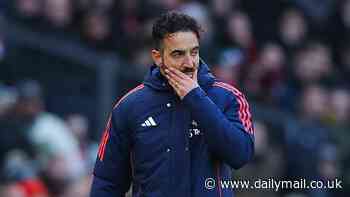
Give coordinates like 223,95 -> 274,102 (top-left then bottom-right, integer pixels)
112,84 -> 146,111
211,81 -> 246,98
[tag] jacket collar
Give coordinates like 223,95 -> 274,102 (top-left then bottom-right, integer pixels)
143,58 -> 215,92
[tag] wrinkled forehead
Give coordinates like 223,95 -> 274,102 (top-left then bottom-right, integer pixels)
162,31 -> 199,52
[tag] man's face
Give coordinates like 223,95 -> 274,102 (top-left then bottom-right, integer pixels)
153,31 -> 200,80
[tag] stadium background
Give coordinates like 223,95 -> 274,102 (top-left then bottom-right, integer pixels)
0,0 -> 349,196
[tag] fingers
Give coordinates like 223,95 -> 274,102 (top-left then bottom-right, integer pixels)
165,71 -> 180,88
164,67 -> 184,86
165,73 -> 182,95
163,65 -> 199,99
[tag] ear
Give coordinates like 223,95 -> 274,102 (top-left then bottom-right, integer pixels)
151,49 -> 162,67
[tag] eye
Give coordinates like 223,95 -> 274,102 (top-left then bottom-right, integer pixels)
191,48 -> 199,56
173,52 -> 181,57
171,51 -> 184,58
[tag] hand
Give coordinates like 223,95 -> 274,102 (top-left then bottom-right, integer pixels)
164,66 -> 199,99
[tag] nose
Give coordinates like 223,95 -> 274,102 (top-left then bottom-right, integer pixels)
183,54 -> 194,68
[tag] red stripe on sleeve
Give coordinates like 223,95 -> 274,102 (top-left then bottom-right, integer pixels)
213,82 -> 254,135
113,84 -> 144,109
100,131 -> 109,161
97,84 -> 145,161
97,131 -> 107,160
98,117 -> 111,161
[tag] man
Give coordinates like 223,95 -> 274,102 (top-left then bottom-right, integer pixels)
14,80 -> 85,180
90,12 -> 254,197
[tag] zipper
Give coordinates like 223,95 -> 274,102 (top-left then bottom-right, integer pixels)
168,100 -> 176,195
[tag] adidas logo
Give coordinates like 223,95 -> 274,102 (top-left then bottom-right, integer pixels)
141,117 -> 157,127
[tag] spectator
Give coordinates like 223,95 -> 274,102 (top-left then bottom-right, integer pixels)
66,113 -> 98,173
109,0 -> 144,58
58,175 -> 92,197
300,85 -> 328,121
235,121 -> 283,197
210,0 -> 238,19
278,8 -> 308,56
81,9 -> 114,51
283,84 -> 334,196
292,42 -> 335,88
0,84 -> 17,118
1,150 -> 49,197
227,11 -> 250,47
225,11 -> 256,61
1,183 -> 26,197
42,0 -> 73,31
13,80 -> 85,186
328,88 -> 350,125
210,0 -> 239,59
0,85 -> 35,176
244,43 -> 286,105
327,88 -> 350,195
213,48 -> 243,86
12,0 -> 42,24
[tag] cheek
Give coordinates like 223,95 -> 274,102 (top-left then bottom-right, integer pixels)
164,58 -> 182,69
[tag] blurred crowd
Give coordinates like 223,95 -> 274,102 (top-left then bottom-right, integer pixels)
0,80 -> 98,197
0,0 -> 350,197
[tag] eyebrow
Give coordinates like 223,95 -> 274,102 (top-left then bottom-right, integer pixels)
170,46 -> 200,55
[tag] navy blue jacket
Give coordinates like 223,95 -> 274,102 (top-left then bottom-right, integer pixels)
90,60 -> 254,197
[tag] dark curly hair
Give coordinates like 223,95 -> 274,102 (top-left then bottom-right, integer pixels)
152,12 -> 202,50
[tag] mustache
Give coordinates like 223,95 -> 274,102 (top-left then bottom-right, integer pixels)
160,63 -> 197,73
182,68 -> 196,73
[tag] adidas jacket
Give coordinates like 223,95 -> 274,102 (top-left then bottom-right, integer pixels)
90,59 -> 255,197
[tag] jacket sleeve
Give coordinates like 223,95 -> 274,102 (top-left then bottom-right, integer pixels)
183,86 -> 254,169
90,106 -> 132,197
